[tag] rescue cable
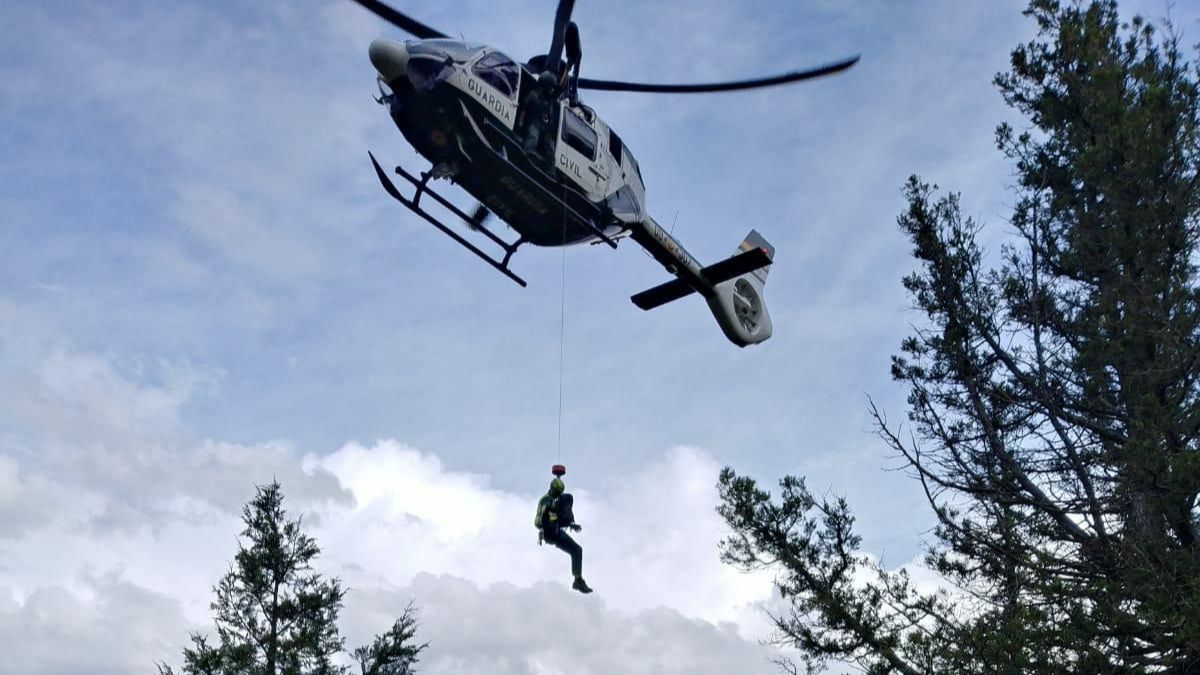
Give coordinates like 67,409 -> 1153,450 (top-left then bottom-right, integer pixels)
556,191 -> 568,462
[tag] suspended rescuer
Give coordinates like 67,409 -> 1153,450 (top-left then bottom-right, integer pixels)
536,468 -> 592,594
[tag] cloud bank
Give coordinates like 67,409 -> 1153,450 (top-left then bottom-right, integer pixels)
0,315 -> 783,673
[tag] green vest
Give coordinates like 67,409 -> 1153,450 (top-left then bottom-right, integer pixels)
535,494 -> 559,529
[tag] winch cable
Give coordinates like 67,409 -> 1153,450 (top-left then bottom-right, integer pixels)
556,193 -> 568,463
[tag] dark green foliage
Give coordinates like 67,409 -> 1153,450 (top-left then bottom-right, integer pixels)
158,482 -> 427,675
719,1 -> 1200,673
717,471 -> 938,675
352,603 -> 428,675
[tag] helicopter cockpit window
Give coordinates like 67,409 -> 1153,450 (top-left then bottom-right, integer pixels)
472,51 -> 519,99
408,39 -> 484,62
561,109 -> 597,160
606,185 -> 642,222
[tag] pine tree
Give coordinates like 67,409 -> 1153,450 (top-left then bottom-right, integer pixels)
159,482 -> 428,675
718,2 -> 1200,673
352,603 -> 426,675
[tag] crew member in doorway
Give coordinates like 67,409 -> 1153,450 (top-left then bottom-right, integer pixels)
519,71 -> 558,170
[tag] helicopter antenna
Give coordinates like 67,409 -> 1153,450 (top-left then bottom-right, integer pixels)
639,212 -> 679,261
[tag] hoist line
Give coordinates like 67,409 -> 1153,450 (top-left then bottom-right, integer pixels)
556,244 -> 566,461
556,189 -> 568,463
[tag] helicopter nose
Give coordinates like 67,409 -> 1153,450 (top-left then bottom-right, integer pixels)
369,39 -> 408,83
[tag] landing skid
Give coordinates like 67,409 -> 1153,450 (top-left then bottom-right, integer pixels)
368,151 -> 528,287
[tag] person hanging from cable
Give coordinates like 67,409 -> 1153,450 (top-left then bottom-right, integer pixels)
535,465 -> 592,594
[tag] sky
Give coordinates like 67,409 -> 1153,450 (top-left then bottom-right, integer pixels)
2,1 -> 1198,674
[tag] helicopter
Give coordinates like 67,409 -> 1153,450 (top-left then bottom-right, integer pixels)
350,0 -> 858,347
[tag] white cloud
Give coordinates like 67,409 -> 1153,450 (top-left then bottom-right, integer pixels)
2,431 -> 783,673
0,576 -> 192,675
0,307 -> 352,537
341,575 -> 781,675
0,455 -> 58,538
300,440 -> 779,630
0,324 -> 784,673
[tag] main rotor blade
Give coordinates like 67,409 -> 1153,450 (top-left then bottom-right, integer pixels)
545,0 -> 576,73
347,0 -> 448,40
564,21 -> 581,69
577,54 -> 860,93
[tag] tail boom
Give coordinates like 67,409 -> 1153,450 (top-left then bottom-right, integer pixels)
630,246 -> 772,310
629,220 -> 775,346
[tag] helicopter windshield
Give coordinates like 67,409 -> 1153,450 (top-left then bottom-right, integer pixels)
472,51 -> 520,99
407,39 -> 484,62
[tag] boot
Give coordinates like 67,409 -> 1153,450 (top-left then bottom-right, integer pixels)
572,576 -> 593,594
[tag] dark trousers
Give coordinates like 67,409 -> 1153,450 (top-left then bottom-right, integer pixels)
546,527 -> 582,577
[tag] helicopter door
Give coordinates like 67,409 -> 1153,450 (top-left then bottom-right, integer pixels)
556,104 -> 607,200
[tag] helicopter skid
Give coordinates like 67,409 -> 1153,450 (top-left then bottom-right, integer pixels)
368,151 -> 528,287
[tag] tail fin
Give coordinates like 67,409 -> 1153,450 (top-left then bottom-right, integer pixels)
736,230 -> 774,285
706,230 -> 774,347
628,228 -> 775,347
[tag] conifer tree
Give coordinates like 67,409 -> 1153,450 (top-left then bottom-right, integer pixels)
352,604 -> 426,675
718,2 -> 1200,672
159,482 -> 428,675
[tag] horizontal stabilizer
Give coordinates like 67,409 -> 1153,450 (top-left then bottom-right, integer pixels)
701,246 -> 772,285
631,277 -> 693,310
631,246 -> 773,311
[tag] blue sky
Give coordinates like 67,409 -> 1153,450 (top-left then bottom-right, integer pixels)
3,1 -> 1198,673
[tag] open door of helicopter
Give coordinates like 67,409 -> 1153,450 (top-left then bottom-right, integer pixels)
554,102 -> 611,201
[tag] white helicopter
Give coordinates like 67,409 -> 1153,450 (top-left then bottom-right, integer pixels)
352,0 -> 858,346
